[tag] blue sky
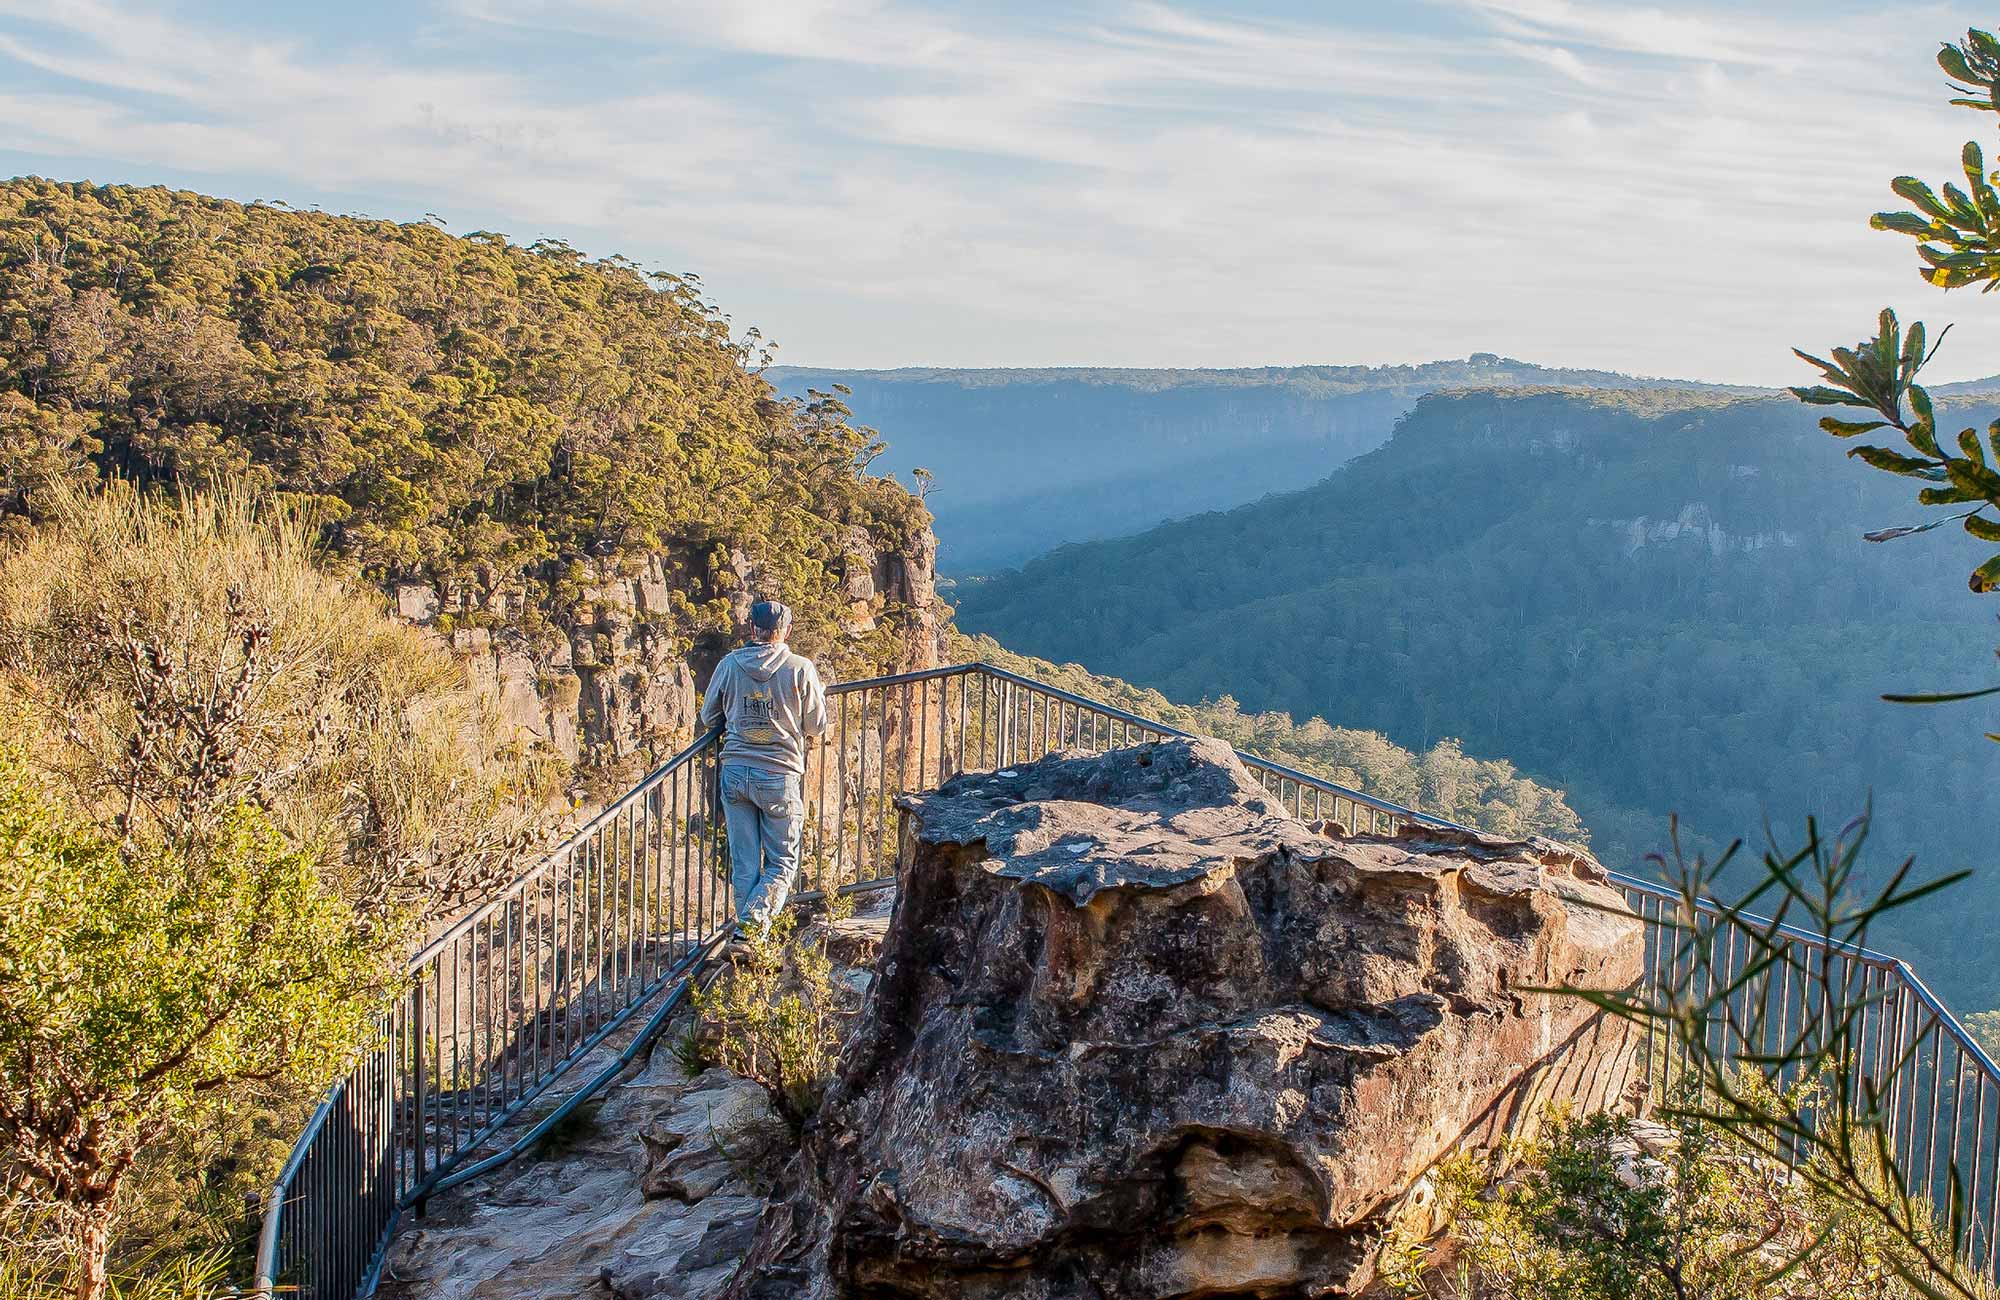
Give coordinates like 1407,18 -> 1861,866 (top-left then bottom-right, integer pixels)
3,0 -> 1999,382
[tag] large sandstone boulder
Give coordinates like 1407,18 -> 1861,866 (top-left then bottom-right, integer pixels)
729,738 -> 1643,1298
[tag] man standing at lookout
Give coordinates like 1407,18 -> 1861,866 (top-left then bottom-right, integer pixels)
701,599 -> 830,940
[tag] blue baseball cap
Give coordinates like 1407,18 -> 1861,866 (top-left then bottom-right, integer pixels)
749,600 -> 792,633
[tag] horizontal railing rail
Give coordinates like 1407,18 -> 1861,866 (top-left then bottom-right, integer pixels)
256,660 -> 2000,1296
1612,872 -> 2000,1275
252,715 -> 739,1299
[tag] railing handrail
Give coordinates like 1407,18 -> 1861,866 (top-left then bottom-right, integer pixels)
1896,955 -> 2000,1083
405,724 -> 725,971
1604,871 -> 2000,1079
1603,871 -> 1904,968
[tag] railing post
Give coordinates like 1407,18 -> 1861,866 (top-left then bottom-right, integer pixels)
410,975 -> 427,1217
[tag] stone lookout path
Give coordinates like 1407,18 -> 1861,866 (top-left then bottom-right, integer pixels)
376,894 -> 894,1300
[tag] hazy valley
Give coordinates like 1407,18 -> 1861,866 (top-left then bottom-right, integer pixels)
937,385 -> 2000,1010
767,359 -> 1759,571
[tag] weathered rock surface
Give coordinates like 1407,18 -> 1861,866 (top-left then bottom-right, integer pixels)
388,526 -> 946,774
641,1071 -> 794,1204
381,897 -> 896,1300
377,1051 -> 779,1300
730,738 -> 1643,1299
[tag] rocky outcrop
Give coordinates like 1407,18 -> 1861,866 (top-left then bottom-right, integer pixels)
731,738 -> 1643,1299
379,1054 -> 777,1300
389,527 -> 946,774
381,893 -> 898,1300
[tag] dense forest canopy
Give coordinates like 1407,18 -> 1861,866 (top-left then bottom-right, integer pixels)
955,385 -> 2000,1010
0,178 -> 927,675
768,359 -> 1760,571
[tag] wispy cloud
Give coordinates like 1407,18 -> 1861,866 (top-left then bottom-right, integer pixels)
1464,0 -> 1795,66
0,0 -> 1994,382
1493,38 -> 1610,89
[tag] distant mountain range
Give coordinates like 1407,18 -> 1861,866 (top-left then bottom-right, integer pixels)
950,384 -> 2000,1013
765,358 -> 1761,572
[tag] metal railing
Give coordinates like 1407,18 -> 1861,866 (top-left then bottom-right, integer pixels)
1615,878 -> 2000,1275
255,661 -> 2000,1296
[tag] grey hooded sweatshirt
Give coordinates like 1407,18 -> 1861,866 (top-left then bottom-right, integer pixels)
700,641 -> 830,776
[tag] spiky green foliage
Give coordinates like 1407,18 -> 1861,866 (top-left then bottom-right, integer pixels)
1561,815 -> 1990,1300
1793,27 -> 2000,718
1794,308 -> 2000,610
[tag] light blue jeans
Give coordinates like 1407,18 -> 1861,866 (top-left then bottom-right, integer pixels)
720,764 -> 805,935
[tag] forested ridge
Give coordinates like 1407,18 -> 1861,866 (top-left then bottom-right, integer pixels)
955,385 -> 2000,1010
0,178 -> 928,678
769,357 -> 1755,571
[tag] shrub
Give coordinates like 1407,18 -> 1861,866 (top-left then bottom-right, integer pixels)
0,1204 -> 232,1300
0,483 -> 563,1294
0,481 -> 561,927
1384,1092 -> 1950,1300
0,741 -> 384,1300
690,912 -> 843,1131
1558,813 -> 1990,1298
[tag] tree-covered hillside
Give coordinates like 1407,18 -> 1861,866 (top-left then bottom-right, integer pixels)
954,386 -> 2000,1009
0,180 -> 950,1290
959,633 -> 1587,842
767,360 -> 1754,571
0,178 -> 930,682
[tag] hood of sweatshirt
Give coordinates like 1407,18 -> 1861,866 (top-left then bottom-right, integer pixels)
732,640 -> 793,683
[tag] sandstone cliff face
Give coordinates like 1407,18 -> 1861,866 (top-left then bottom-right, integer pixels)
731,738 -> 1643,1299
390,527 -> 946,774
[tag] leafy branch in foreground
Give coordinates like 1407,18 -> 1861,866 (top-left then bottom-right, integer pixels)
1793,28 -> 2000,719
1793,309 -> 2000,597
1560,815 -> 1987,1299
